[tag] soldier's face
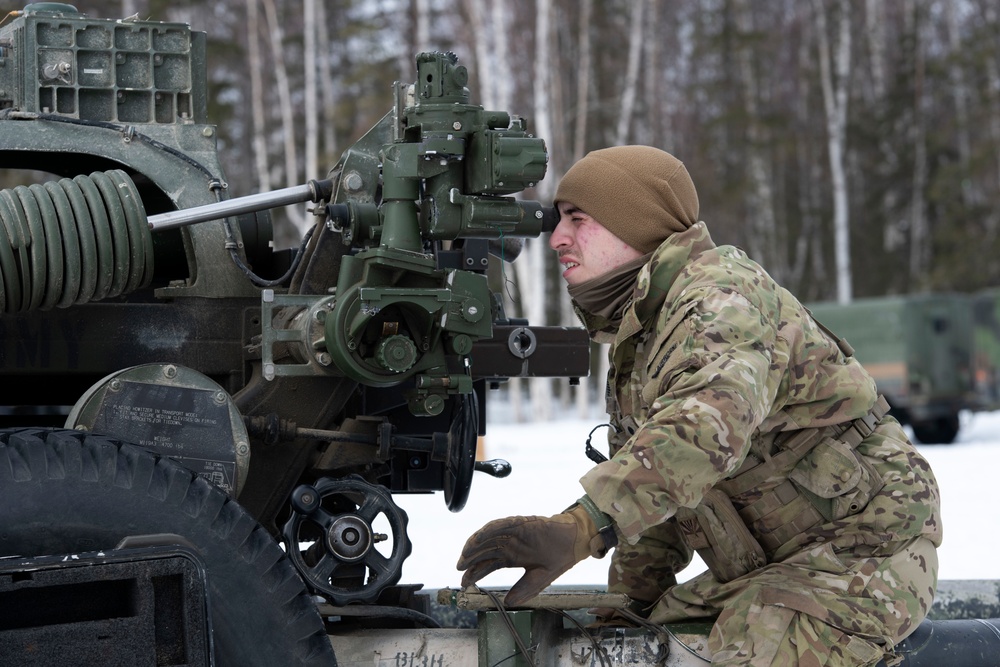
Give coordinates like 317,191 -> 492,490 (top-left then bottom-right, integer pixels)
550,202 -> 644,285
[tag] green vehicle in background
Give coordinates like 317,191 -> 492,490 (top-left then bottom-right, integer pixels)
972,289 -> 1000,414
809,294 -> 981,444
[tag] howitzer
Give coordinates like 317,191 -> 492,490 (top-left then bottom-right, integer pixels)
0,5 -> 588,663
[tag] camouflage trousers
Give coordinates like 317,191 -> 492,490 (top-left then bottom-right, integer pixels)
648,536 -> 938,666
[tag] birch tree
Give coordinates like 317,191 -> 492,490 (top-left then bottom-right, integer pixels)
261,0 -> 306,231
304,0 -> 319,184
813,0 -> 853,304
981,1 -> 1000,238
946,1 -> 976,210
315,0 -> 338,169
491,1 -> 511,110
247,0 -> 272,193
572,0 -> 593,162
575,5 -> 598,419
510,0 -> 555,421
789,12 -> 825,294
120,0 -> 139,18
613,0 -> 645,146
862,0 -> 907,259
907,1 -> 930,285
734,0 -> 780,280
414,0 -> 431,53
640,0 -> 661,147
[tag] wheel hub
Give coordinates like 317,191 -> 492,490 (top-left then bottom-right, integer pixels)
326,515 -> 372,562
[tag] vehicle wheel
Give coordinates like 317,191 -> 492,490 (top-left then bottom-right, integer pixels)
0,428 -> 338,666
910,414 -> 960,444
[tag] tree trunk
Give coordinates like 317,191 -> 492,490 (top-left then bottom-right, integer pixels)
864,0 -> 886,102
515,0 -> 555,422
908,1 -> 929,286
316,0 -> 338,168
789,12 -> 823,293
983,1 -> 1000,238
261,0 -> 306,232
491,1 -> 511,110
946,0 -> 976,209
734,0 -> 780,280
247,0 -> 271,193
813,0 -> 853,304
572,0 -> 593,162
464,0 -> 496,109
305,0 -> 318,183
614,0 -> 645,146
640,0 -> 661,147
414,0 -> 431,53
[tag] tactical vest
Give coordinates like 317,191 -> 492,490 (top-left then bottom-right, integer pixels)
611,316 -> 889,583
674,394 -> 889,582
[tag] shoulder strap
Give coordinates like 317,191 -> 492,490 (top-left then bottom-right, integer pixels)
804,307 -> 855,357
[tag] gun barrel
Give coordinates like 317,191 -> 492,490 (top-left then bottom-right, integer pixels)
147,179 -> 334,231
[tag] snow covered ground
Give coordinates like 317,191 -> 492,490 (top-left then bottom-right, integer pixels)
394,406 -> 1000,590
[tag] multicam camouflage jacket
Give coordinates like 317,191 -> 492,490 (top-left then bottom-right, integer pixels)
576,223 -> 942,591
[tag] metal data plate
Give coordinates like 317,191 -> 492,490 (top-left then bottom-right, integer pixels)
67,364 -> 249,496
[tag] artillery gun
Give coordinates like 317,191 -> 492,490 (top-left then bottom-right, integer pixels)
0,3 -> 589,664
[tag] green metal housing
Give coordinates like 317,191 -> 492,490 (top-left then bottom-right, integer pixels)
0,5 -> 591,551
971,288 -> 1000,412
808,294 -> 976,443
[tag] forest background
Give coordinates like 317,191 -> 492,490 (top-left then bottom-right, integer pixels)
19,0 -> 1000,418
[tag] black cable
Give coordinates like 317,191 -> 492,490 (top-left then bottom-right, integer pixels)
553,609 -> 612,667
227,222 -> 315,288
207,177 -> 318,289
615,608 -> 685,665
27,112 -> 218,179
482,588 -> 537,667
585,423 -> 612,464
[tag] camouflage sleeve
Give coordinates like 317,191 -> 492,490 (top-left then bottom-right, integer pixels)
607,517 -> 692,605
581,288 -> 780,544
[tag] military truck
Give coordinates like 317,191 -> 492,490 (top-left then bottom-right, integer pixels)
971,288 -> 1000,413
809,294 -> 978,444
0,5 -> 998,666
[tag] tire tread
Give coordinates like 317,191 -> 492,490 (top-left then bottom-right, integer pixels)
0,428 -> 337,666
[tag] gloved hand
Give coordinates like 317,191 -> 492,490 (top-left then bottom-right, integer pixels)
457,504 -> 604,607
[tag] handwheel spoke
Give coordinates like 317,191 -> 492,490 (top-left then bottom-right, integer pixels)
311,554 -> 338,582
364,549 -> 393,581
355,495 -> 385,524
308,506 -> 340,532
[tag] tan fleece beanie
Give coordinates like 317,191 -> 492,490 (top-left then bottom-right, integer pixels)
554,146 -> 700,253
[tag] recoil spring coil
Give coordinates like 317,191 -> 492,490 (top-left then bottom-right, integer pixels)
0,169 -> 153,314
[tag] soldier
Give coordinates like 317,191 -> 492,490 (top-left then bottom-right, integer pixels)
457,146 -> 942,666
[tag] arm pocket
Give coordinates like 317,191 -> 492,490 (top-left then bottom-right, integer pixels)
788,437 -> 885,522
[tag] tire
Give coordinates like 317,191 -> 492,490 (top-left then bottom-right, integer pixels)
0,428 -> 337,666
910,414 -> 960,445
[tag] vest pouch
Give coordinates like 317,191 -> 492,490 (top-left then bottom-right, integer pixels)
788,436 -> 884,522
676,489 -> 767,583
